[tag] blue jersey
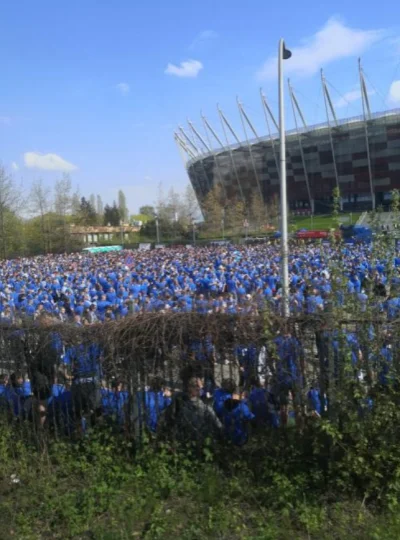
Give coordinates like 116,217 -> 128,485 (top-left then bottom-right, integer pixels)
213,388 -> 232,418
65,343 -> 102,379
137,391 -> 171,432
307,388 -> 322,415
249,387 -> 279,428
221,399 -> 255,446
274,336 -> 302,384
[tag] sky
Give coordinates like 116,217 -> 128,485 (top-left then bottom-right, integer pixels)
1,1 -> 400,214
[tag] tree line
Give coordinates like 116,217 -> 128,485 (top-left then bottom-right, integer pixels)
199,183 -> 279,237
0,161 -> 279,258
0,164 -> 131,258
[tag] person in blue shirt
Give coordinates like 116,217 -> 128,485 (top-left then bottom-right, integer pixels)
248,378 -> 279,428
236,344 -> 259,388
2,372 -> 30,420
136,377 -> 172,433
307,387 -> 322,417
68,342 -> 103,428
273,330 -> 304,426
47,381 -> 75,437
213,378 -> 236,418
220,388 -> 255,446
101,379 -> 130,428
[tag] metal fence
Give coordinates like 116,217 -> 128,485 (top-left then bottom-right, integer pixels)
0,313 -> 399,444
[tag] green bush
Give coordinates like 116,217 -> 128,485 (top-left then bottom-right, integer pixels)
3,396 -> 400,540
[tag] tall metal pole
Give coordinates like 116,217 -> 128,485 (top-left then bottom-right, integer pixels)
279,39 -> 291,318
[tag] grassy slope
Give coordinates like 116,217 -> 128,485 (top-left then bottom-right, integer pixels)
290,213 -> 362,231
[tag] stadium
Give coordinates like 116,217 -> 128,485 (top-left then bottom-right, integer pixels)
175,71 -> 400,215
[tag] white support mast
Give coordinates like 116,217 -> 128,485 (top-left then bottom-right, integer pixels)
174,132 -> 196,160
260,89 -> 279,131
201,113 -> 228,200
218,105 -> 246,202
260,88 -> 280,180
175,133 -> 207,200
359,58 -> 375,210
185,121 -> 215,191
178,126 -> 199,155
288,80 -> 314,213
321,72 -> 338,127
237,97 -> 263,199
321,69 -> 342,209
187,120 -> 211,153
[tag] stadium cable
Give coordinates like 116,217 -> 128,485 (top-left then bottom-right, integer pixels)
363,71 -> 389,109
325,79 -> 363,115
293,85 -> 331,131
311,83 -> 323,126
388,47 -> 400,94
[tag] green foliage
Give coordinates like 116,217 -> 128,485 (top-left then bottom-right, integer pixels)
78,196 -> 97,225
118,190 -> 129,223
4,384 -> 400,540
103,202 -> 121,226
139,205 -> 156,217
131,213 -> 152,224
332,187 -> 341,229
391,189 -> 400,214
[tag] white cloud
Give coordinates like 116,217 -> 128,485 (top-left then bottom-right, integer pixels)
257,17 -> 385,80
165,59 -> 203,78
335,88 -> 376,108
389,80 -> 400,103
24,152 -> 77,172
0,116 -> 11,125
11,162 -> 19,171
115,82 -> 130,96
189,30 -> 218,50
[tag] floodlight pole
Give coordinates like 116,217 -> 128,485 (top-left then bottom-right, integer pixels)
279,38 -> 291,318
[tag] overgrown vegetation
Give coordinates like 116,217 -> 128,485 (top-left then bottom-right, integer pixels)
2,310 -> 400,538
3,400 -> 400,540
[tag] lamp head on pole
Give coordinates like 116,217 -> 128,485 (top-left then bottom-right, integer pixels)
282,41 -> 292,60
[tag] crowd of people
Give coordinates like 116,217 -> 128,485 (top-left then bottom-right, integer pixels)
0,241 -> 399,445
0,242 -> 399,323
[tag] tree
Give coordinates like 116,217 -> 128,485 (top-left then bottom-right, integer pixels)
139,205 -> 156,217
181,184 -> 201,225
391,189 -> 400,215
79,197 -> 97,226
30,179 -> 52,252
118,190 -> 128,223
267,194 -> 279,224
103,202 -> 121,226
54,174 -> 72,251
96,195 -> 104,225
90,194 -> 96,211
71,189 -> 81,217
225,197 -> 245,233
249,192 -> 266,232
0,164 -> 23,258
202,185 -> 224,235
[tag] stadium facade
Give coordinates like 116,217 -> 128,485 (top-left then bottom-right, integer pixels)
175,69 -> 400,215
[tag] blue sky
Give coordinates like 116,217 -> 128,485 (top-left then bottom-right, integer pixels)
1,1 -> 400,213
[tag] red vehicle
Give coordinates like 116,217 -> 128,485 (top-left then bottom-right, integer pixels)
295,230 -> 331,239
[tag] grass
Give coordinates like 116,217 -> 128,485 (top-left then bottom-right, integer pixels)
290,212 -> 362,231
